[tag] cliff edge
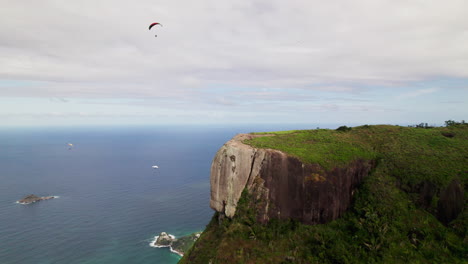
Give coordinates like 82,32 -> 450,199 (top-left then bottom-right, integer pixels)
210,133 -> 374,224
182,125 -> 467,264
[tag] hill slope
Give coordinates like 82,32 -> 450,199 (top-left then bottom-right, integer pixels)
180,124 -> 467,263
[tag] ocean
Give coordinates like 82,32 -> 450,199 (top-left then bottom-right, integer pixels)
0,124 -> 323,264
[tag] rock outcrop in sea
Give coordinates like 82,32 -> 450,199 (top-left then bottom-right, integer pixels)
154,232 -> 175,247
17,194 -> 55,204
151,231 -> 202,256
210,134 -> 374,224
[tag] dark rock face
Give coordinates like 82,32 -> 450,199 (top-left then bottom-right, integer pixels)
256,153 -> 374,224
437,179 -> 464,224
210,134 -> 375,225
17,194 -> 55,204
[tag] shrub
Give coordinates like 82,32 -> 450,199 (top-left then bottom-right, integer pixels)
336,126 -> 352,132
445,120 -> 467,127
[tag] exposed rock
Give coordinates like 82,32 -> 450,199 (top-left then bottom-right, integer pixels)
210,134 -> 260,218
210,134 -> 375,224
155,232 -> 175,247
17,194 -> 55,204
152,231 -> 202,257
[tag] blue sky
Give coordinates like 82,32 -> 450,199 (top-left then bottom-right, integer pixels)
1,0 -> 467,127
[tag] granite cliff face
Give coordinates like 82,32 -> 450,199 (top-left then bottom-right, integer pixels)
210,134 -> 375,224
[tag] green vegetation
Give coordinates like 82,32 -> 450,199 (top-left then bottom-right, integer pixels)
445,120 -> 467,127
171,232 -> 202,255
336,125 -> 353,132
245,124 -> 467,188
246,128 -> 377,170
180,123 -> 467,264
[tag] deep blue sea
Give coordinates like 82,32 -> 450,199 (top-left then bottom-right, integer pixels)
0,124 -> 328,264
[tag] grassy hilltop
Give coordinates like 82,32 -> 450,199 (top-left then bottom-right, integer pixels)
180,123 -> 467,264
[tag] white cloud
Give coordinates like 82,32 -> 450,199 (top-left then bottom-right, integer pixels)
1,1 -> 467,93
0,0 -> 467,125
396,88 -> 439,99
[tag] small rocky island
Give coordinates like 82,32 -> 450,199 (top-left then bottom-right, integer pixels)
17,194 -> 55,204
152,231 -> 202,256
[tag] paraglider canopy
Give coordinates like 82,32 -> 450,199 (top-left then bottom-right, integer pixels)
149,22 -> 162,30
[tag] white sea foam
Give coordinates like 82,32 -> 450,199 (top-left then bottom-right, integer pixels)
170,247 -> 184,257
149,236 -> 166,248
149,234 -> 175,248
149,234 -> 183,256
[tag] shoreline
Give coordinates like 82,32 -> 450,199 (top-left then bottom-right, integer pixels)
149,234 -> 184,257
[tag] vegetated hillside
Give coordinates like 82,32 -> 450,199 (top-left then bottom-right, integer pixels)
180,124 -> 467,264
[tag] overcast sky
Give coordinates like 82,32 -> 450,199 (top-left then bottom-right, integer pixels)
1,0 -> 467,127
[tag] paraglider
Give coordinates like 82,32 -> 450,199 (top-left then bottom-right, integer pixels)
152,165 -> 159,169
149,22 -> 162,37
67,143 -> 73,150
148,22 -> 162,30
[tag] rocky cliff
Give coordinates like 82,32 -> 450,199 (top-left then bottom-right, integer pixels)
182,125 -> 467,264
210,134 -> 374,224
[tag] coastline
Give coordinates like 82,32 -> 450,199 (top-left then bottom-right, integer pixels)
149,234 -> 184,257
